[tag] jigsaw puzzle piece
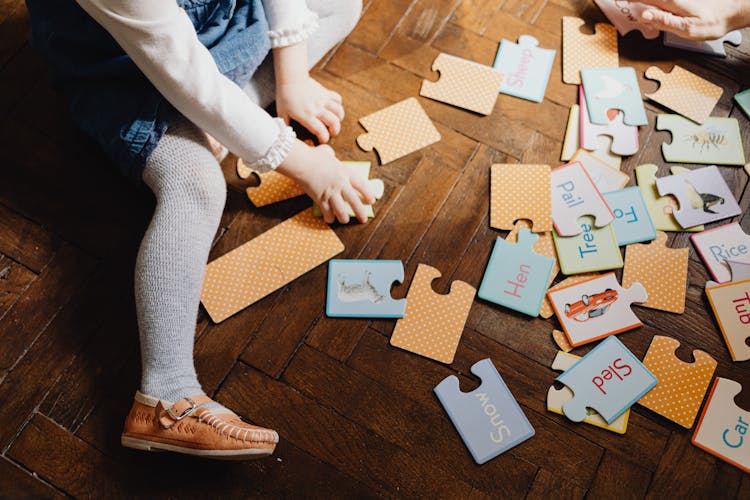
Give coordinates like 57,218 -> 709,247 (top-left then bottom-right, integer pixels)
582,67 -> 648,126
594,0 -> 660,38
357,98 -> 441,165
507,220 -> 559,284
604,187 -> 657,246
622,232 -> 689,314
645,66 -> 723,125
548,350 -> 629,433
390,264 -> 476,364
326,260 -> 406,318
490,164 -> 552,232
705,278 -> 750,361
540,273 -> 601,319
434,358 -> 535,464
736,89 -> 750,119
638,336 -> 717,428
664,30 -> 743,57
692,223 -> 750,283
547,272 -> 647,347
244,170 -> 306,207
493,35 -> 556,103
635,164 -> 703,232
552,216 -> 623,275
552,329 -> 573,353
551,161 -> 614,237
561,106 -> 622,168
313,162 -> 384,219
421,53 -> 504,115
571,150 -> 629,193
656,165 -> 741,228
580,87 -> 639,156
656,115 -> 746,166
727,260 -> 750,282
557,336 -> 657,424
479,229 -> 556,317
692,378 -> 750,473
562,17 -> 619,85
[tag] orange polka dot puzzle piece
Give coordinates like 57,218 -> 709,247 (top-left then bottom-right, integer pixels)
490,164 -> 552,233
562,17 -> 618,85
644,65 -> 723,125
638,335 -> 717,428
390,264 -> 476,364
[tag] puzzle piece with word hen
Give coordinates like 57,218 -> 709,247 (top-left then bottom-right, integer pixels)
421,53 -> 504,115
556,336 -> 657,424
638,336 -> 717,428
506,220 -> 560,285
357,98 -> 441,165
551,161 -> 614,237
705,278 -> 750,362
562,17 -> 619,85
490,164 -> 552,232
390,264 -> 476,364
434,358 -> 535,464
645,66 -> 723,125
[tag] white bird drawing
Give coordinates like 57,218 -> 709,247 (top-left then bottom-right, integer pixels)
595,75 -> 632,100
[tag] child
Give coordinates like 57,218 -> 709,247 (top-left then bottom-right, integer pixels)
26,0 -> 373,459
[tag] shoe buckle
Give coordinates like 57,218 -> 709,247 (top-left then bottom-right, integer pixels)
166,398 -> 198,422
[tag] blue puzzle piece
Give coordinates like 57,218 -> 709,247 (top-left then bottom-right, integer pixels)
493,35 -> 556,103
556,336 -> 657,424
581,67 -> 648,126
326,260 -> 406,318
604,187 -> 657,246
478,229 -> 555,316
434,358 -> 535,464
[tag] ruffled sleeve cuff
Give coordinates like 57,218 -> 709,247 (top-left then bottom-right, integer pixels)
245,118 -> 296,173
268,10 -> 319,48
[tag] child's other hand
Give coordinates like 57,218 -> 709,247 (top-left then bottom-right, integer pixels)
276,76 -> 345,144
277,140 -> 375,224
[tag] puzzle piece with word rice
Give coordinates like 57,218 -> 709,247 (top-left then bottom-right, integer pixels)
326,260 -> 406,318
562,17 -> 619,85
421,53 -> 504,115
547,272 -> 647,347
434,358 -> 535,464
691,223 -> 750,284
594,0 -> 659,38
490,164 -> 552,232
357,98 -> 441,165
571,150 -> 629,193
656,165 -> 742,228
645,66 -> 722,124
551,161 -> 614,237
664,31 -> 742,57
656,115 -> 745,166
506,220 -> 560,284
548,350 -> 629,433
692,378 -> 750,473
540,273 -> 601,319
638,336 -> 717,428
556,336 -> 657,423
390,264 -> 476,364
705,278 -> 750,362
580,87 -> 640,156
604,187 -> 657,246
561,105 -> 622,168
635,164 -> 703,232
581,67 -> 648,126
493,35 -> 556,103
478,229 -> 556,317
552,216 -> 623,275
313,162 -> 385,219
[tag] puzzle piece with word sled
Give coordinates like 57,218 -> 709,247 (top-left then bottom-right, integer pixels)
434,358 -> 535,464
594,0 -> 659,38
557,336 -> 657,423
421,53 -> 504,115
656,114 -> 745,166
562,17 -> 619,85
581,67 -> 647,126
551,161 -> 614,237
390,264 -> 476,364
638,336 -> 717,428
692,378 -> 750,473
705,278 -> 750,362
479,229 -> 555,317
493,35 -> 556,103
655,165 -> 742,228
664,31 -> 742,57
357,98 -> 441,165
561,105 -> 622,168
313,162 -> 385,219
201,209 -> 344,323
548,350 -> 629,434
506,220 -> 559,284
635,164 -> 703,232
490,164 -> 552,232
580,87 -> 639,156
326,260 -> 406,318
548,272 -> 647,347
691,223 -> 750,284
645,66 -> 723,125
604,187 -> 657,246
571,150 -> 629,194
552,216 -> 623,275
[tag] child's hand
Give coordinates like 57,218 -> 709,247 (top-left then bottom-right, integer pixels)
276,140 -> 375,224
276,76 -> 345,144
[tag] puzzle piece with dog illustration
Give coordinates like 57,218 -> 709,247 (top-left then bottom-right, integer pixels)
326,260 -> 406,318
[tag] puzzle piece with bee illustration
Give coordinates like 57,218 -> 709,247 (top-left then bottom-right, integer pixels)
580,87 -> 640,156
594,0 -> 659,39
551,161 -> 614,237
562,17 -> 619,85
655,165 -> 742,228
635,164 -> 704,232
657,115 -> 745,166
664,31 -> 742,57
326,260 -> 406,318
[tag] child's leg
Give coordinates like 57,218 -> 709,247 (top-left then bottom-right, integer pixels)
135,116 -> 226,402
244,0 -> 363,107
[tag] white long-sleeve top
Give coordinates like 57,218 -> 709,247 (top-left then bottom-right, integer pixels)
74,0 -> 318,172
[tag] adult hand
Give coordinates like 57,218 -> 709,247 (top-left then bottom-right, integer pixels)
631,0 -> 750,40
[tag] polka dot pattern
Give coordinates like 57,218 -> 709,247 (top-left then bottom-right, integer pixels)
645,65 -> 722,124
539,273 -> 600,319
638,336 -> 717,428
200,209 -> 344,323
622,231 -> 689,314
246,170 -> 306,207
562,17 -> 618,85
357,98 -> 441,165
490,164 -> 552,232
390,264 -> 476,364
420,53 -> 504,116
507,220 -> 559,283
552,329 -> 573,353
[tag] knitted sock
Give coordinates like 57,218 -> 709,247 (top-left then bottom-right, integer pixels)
135,116 -> 227,402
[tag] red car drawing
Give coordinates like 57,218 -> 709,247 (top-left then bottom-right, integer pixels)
564,289 -> 618,322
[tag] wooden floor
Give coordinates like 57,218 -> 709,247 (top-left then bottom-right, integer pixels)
1,0 -> 749,498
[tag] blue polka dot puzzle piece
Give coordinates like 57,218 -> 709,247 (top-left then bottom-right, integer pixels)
581,67 -> 648,126
326,260 -> 406,318
604,187 -> 657,246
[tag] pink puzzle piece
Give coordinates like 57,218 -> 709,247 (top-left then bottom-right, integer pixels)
551,161 -> 614,237
580,87 -> 639,156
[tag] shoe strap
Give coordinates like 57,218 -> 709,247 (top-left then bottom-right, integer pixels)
156,395 -> 213,429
